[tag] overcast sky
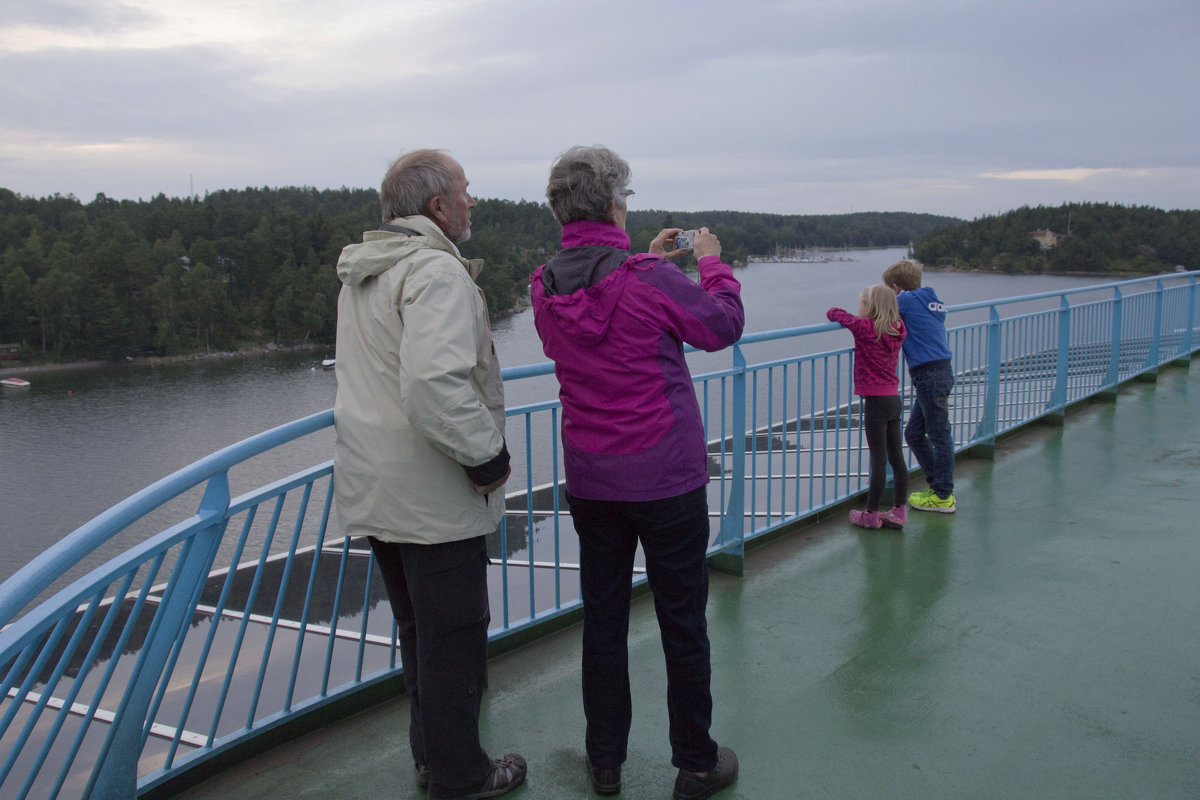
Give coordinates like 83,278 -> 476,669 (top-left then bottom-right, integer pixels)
2,0 -> 1198,220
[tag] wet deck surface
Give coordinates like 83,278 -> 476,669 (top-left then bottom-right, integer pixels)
178,363 -> 1200,800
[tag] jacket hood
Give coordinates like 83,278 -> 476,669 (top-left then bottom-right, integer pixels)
537,222 -> 638,346
336,215 -> 479,286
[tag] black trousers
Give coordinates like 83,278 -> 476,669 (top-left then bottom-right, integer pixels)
368,535 -> 493,798
568,486 -> 719,773
863,394 -> 908,511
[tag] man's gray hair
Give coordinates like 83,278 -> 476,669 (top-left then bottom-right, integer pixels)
379,149 -> 456,224
545,145 -> 632,225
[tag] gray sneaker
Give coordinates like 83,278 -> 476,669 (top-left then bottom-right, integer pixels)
439,754 -> 526,800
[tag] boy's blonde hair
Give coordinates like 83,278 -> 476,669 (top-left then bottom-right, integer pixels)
861,284 -> 902,340
882,260 -> 922,292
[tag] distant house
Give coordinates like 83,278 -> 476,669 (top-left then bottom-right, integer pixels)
0,343 -> 20,361
1031,229 -> 1058,249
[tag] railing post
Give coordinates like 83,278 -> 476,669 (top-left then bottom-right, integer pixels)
88,474 -> 230,799
1047,295 -> 1071,419
1138,279 -> 1164,380
1102,287 -> 1123,398
1176,276 -> 1197,364
972,306 -> 1002,445
1185,277 -> 1195,362
711,344 -> 746,577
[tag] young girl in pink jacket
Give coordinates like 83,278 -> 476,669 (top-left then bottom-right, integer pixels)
827,285 -> 909,529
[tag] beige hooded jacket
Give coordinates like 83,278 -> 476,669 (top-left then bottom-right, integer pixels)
332,215 -> 507,544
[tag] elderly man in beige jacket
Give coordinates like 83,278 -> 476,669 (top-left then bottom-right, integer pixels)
333,149 -> 525,800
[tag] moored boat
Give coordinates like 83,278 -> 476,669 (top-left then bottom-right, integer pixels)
0,377 -> 30,388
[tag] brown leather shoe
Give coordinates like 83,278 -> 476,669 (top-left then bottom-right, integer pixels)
672,746 -> 738,800
588,760 -> 621,795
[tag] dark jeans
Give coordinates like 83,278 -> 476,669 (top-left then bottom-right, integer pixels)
567,486 -> 719,773
368,535 -> 493,798
905,359 -> 956,498
863,395 -> 908,511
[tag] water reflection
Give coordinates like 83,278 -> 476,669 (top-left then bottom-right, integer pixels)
832,521 -> 953,729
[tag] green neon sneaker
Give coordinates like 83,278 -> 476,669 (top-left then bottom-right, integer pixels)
909,489 -> 956,513
907,489 -> 932,505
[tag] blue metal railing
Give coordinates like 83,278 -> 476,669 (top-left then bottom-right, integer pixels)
1,272 -> 1197,798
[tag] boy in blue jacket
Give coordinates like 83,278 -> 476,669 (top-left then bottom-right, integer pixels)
883,260 -> 956,512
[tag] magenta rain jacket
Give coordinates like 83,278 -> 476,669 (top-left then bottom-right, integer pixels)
826,307 -> 907,396
530,221 -> 745,502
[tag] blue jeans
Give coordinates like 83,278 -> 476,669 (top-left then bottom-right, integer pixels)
905,359 -> 955,498
567,486 -> 719,773
368,536 -> 493,798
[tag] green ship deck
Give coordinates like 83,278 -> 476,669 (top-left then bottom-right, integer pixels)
180,364 -> 1200,800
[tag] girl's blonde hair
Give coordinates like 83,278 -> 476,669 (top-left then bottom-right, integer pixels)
861,284 -> 902,340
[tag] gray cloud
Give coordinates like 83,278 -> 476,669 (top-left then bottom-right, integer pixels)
2,0 -> 154,31
1,0 -> 1197,217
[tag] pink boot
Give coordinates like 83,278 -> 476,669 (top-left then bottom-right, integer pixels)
849,509 -> 882,529
879,505 -> 907,529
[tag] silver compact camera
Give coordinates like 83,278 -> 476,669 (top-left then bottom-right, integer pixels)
675,230 -> 698,250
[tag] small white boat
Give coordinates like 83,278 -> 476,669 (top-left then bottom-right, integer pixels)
321,358 -> 336,370
1,377 -> 31,388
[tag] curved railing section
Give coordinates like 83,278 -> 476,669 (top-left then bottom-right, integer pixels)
1,272 -> 1197,798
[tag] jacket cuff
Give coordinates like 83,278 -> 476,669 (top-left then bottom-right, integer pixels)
464,441 -> 511,487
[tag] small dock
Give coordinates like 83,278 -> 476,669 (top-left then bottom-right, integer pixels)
177,363 -> 1199,799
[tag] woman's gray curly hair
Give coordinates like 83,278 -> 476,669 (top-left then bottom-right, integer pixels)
545,145 -> 632,225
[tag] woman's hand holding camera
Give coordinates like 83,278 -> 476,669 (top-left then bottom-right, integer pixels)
650,226 -> 721,261
650,227 -> 685,258
692,227 -> 721,260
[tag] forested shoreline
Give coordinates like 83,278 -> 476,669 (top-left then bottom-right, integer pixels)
914,203 -> 1200,275
0,186 -> 955,364
5,188 -> 1195,369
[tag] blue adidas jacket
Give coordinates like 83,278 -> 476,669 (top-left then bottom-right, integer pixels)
896,287 -> 952,368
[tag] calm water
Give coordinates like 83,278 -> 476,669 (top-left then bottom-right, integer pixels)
0,248 -> 1105,583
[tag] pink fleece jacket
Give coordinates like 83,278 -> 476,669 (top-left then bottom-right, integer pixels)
826,308 -> 907,396
531,220 -> 744,501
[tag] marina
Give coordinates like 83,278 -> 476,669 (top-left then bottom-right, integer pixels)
746,249 -> 859,264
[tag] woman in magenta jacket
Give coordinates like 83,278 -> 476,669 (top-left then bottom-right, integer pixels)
530,145 -> 743,800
